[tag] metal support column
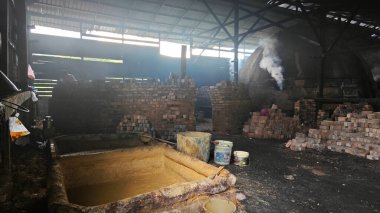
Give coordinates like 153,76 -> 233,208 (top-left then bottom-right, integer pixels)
0,0 -> 9,76
199,0 -> 289,36
181,45 -> 187,78
320,6 -> 360,99
233,0 -> 239,83
16,0 -> 28,90
319,55 -> 326,98
0,0 -> 10,176
318,7 -> 327,99
298,0 -> 326,99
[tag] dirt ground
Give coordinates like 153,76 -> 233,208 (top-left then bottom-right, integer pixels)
1,134 -> 380,212
212,134 -> 380,213
0,143 -> 48,213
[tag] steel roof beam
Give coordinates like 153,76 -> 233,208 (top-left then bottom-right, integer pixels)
233,0 -> 239,82
201,0 -> 233,41
171,0 -> 196,36
326,6 -> 361,54
197,8 -> 234,57
238,15 -> 263,44
239,5 -> 319,46
296,0 -> 322,45
198,0 -> 290,36
194,15 -> 298,48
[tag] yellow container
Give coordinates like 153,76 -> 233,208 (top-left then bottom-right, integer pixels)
176,131 -> 211,162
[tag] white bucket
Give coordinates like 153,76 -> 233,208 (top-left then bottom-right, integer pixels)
214,140 -> 233,165
233,151 -> 249,166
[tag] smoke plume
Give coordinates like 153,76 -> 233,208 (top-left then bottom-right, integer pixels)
259,38 -> 284,90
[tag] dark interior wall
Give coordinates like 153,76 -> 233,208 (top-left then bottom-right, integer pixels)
236,23 -> 380,112
277,30 -> 368,83
28,34 -> 230,86
281,21 -> 380,89
245,29 -> 377,95
50,79 -> 196,138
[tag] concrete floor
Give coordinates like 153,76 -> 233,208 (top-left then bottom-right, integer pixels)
212,134 -> 380,213
2,134 -> 380,212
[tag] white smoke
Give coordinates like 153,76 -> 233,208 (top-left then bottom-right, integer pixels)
259,38 -> 284,90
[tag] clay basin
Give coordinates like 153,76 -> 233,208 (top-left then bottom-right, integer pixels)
48,141 -> 236,212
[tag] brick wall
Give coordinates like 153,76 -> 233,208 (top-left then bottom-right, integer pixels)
208,81 -> 252,134
51,78 -> 196,140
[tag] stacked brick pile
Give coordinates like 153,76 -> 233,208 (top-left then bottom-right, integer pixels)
51,77 -> 196,140
243,106 -> 300,140
286,109 -> 380,160
286,131 -> 327,152
331,103 -> 373,119
208,81 -> 252,134
317,110 -> 329,126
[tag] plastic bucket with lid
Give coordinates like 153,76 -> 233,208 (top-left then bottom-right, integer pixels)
203,198 -> 236,213
233,151 -> 249,166
214,140 -> 233,165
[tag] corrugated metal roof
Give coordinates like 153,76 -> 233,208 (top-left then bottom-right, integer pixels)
27,0 -> 380,50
